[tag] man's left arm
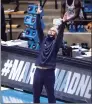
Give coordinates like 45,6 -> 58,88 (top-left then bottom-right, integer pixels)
55,22 -> 65,51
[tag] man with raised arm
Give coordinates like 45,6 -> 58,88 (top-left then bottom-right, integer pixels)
33,4 -> 67,103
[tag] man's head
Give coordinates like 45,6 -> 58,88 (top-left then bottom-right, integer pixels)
48,26 -> 58,37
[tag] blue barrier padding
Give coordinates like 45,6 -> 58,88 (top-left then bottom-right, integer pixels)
27,4 -> 44,16
69,25 -> 87,32
84,3 -> 92,12
24,15 -> 45,29
22,28 -> 40,43
24,15 -> 37,29
28,41 -> 40,50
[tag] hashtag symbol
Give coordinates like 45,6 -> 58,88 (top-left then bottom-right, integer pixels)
1,59 -> 13,76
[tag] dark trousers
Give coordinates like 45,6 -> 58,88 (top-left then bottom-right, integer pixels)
33,68 -> 56,103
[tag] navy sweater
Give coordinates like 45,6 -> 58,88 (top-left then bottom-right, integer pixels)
36,15 -> 65,69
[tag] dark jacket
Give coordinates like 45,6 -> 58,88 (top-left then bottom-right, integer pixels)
35,15 -> 65,69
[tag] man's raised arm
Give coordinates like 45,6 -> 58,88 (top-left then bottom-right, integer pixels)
36,4 -> 44,44
55,21 -> 65,52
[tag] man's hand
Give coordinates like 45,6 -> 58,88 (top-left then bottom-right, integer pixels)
63,12 -> 68,22
37,4 -> 42,14
63,12 -> 74,22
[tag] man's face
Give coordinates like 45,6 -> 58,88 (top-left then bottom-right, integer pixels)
48,29 -> 57,37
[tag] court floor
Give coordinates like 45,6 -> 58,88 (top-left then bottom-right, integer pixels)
1,87 -> 65,103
